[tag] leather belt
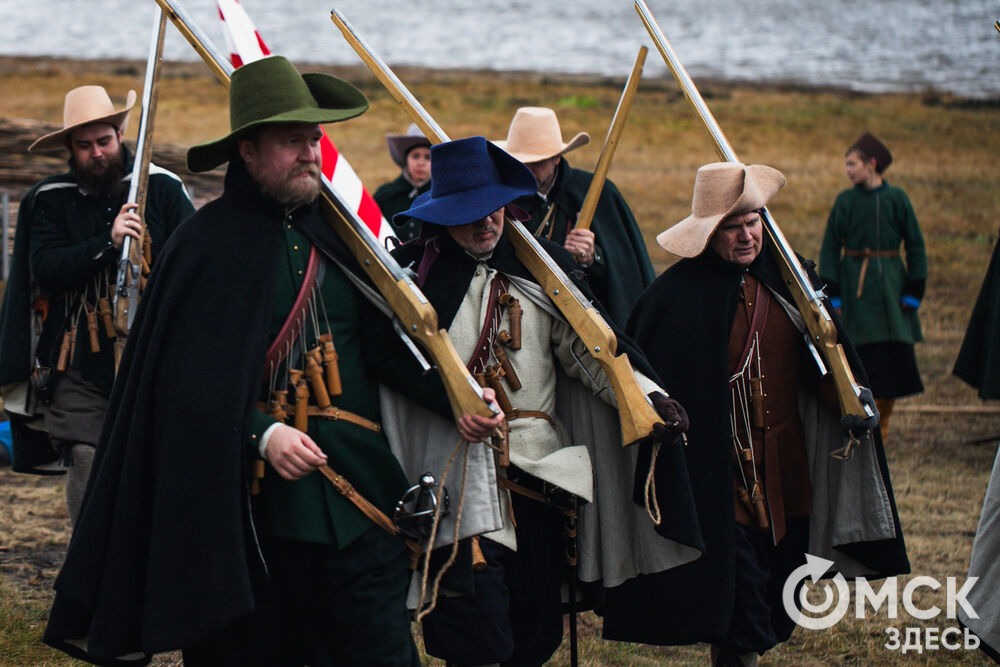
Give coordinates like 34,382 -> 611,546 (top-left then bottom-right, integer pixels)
506,408 -> 556,427
306,406 -> 381,433
317,465 -> 399,535
844,247 -> 899,298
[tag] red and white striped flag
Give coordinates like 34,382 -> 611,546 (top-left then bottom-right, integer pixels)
217,0 -> 392,243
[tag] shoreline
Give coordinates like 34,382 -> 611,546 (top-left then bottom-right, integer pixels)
3,54 -> 997,107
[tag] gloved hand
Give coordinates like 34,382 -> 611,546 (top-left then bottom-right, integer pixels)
648,391 -> 690,441
900,295 -> 920,313
839,386 -> 880,438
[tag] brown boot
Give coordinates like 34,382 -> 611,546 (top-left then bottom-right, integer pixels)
875,398 -> 895,442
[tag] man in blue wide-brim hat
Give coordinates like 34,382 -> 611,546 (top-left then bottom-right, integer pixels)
44,55 -> 502,667
389,136 -> 703,666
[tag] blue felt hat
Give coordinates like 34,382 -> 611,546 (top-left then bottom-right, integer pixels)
396,136 -> 537,227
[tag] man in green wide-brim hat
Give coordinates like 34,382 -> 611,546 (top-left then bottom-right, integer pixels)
44,55 -> 503,667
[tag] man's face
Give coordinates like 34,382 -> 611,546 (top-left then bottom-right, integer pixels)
709,210 -> 763,267
524,156 -> 560,192
68,123 -> 126,194
447,208 -> 505,257
239,123 -> 323,207
405,146 -> 431,183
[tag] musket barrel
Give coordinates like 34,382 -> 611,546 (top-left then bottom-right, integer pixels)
634,0 -> 868,419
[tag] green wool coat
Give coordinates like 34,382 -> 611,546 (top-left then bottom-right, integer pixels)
247,220 -> 450,548
373,173 -> 429,243
819,182 -> 927,346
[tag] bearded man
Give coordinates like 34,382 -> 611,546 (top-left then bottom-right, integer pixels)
0,85 -> 193,521
43,57 -> 502,667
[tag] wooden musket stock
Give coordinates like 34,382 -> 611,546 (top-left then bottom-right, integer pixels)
153,0 -> 494,422
331,9 -> 661,445
634,0 -> 869,419
114,8 -> 167,339
576,46 -> 647,232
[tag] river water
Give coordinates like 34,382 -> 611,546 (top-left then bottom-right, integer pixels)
1,0 -> 998,98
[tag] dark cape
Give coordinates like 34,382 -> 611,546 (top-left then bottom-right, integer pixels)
602,246 -> 909,646
43,161 -> 402,665
511,159 -> 655,327
953,234 -> 1000,399
391,228 -> 703,587
0,181 -> 59,473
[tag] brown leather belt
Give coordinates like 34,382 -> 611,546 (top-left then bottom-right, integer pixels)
306,406 -> 381,432
506,408 -> 556,427
844,247 -> 899,298
254,402 -> 381,433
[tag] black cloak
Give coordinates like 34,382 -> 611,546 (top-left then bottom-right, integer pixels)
602,246 -> 910,646
391,229 -> 703,590
42,161 -> 415,664
953,235 -> 1000,400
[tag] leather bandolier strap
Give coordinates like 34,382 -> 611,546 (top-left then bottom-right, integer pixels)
254,245 -> 397,535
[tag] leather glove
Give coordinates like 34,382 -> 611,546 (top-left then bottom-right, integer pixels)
839,386 -> 880,438
648,391 -> 690,441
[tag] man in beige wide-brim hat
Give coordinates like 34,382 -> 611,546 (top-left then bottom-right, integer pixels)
494,106 -> 655,327
0,84 -> 192,530
606,162 -> 896,667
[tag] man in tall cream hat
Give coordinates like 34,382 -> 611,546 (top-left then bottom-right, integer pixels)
604,162 -> 908,667
0,85 -> 192,522
496,106 -> 654,326
43,56 -> 502,667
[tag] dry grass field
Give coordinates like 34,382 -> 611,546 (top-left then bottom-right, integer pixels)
1,55 -> 999,665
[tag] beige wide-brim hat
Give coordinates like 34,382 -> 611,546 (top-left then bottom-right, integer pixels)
29,86 -> 137,153
656,162 -> 786,258
493,106 -> 590,163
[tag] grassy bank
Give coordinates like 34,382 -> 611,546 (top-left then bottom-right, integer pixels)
1,56 -> 999,666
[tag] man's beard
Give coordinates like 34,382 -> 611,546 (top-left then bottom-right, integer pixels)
71,146 -> 128,198
254,163 -> 322,209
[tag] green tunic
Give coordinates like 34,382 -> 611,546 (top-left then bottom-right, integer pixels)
819,182 -> 927,346
373,173 -> 430,243
248,222 -> 449,548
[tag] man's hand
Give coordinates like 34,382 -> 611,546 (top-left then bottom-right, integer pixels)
111,202 -> 142,249
648,391 -> 690,441
456,387 -> 505,442
263,424 -> 328,480
840,386 -> 880,438
564,228 -> 595,267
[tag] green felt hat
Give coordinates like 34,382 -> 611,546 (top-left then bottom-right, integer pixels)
187,56 -> 368,172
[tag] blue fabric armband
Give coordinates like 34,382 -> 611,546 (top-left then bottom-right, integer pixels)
901,295 -> 921,310
830,297 -> 842,310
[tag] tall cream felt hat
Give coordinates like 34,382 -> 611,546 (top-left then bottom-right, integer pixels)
656,162 -> 786,258
493,107 -> 590,163
29,86 -> 137,153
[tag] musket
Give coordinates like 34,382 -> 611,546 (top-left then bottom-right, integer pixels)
634,0 -> 870,419
576,45 -> 647,232
114,7 -> 166,337
331,8 -> 662,446
152,0 -> 496,421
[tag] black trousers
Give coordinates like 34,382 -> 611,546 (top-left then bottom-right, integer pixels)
718,517 -> 809,655
422,493 -> 567,666
183,527 -> 419,667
